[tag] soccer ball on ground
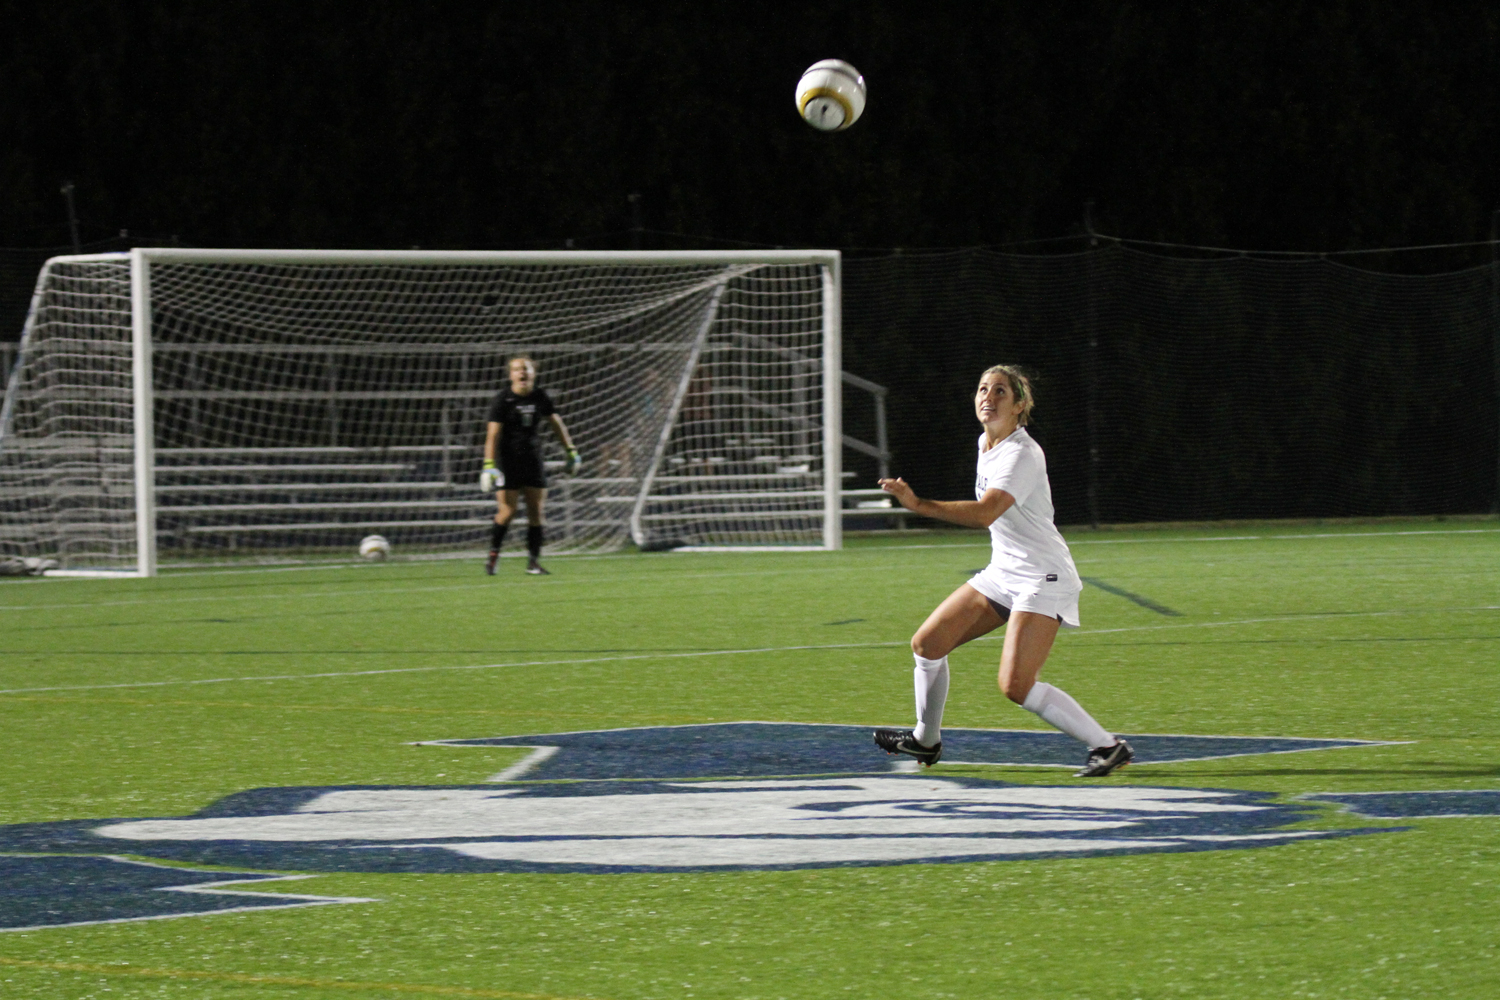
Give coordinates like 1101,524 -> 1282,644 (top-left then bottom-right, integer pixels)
795,59 -> 866,131
358,534 -> 391,560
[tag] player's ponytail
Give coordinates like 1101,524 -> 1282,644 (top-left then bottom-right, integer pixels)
982,365 -> 1036,425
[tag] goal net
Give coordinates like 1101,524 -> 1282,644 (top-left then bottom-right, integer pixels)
0,249 -> 842,574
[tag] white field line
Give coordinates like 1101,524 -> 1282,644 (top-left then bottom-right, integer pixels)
0,565 -> 847,614
0,548 -> 747,589
147,549 -> 630,579
3,605 -> 1496,697
1073,605 -> 1500,636
0,641 -> 915,695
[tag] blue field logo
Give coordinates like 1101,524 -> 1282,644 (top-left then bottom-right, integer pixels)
0,855 -> 374,932
426,721 -> 1393,781
65,775 -> 1369,874
0,723 -> 1405,929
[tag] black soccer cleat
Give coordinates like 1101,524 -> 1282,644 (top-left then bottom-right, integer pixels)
485,551 -> 499,576
873,728 -> 943,767
1074,738 -> 1133,777
525,558 -> 549,575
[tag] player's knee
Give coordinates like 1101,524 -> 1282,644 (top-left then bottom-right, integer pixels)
998,675 -> 1030,704
911,633 -> 941,659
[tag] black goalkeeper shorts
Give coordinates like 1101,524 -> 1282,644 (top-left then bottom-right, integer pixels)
499,452 -> 548,490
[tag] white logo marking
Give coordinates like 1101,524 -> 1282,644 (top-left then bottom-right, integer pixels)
95,777 -> 1318,869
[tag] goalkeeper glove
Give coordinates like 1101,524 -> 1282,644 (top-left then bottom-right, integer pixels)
480,461 -> 503,492
564,448 -> 582,475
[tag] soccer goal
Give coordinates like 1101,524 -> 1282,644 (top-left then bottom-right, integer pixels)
0,249 -> 843,575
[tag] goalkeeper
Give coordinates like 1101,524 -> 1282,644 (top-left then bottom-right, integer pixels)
480,356 -> 580,576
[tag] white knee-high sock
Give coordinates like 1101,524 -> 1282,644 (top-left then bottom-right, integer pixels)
912,655 -> 949,747
1021,681 -> 1114,748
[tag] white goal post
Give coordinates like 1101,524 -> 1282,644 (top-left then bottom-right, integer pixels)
0,248 -> 843,575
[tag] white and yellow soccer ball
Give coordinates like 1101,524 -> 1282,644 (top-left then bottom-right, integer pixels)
358,534 -> 391,561
795,59 -> 866,131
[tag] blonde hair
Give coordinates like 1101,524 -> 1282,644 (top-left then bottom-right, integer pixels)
981,364 -> 1035,426
508,355 -> 536,372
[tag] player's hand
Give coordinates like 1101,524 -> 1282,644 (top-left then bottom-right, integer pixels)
480,462 -> 503,493
564,448 -> 582,475
878,477 -> 918,511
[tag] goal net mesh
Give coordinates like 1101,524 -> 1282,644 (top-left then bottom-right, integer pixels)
0,258 -> 134,569
0,256 -> 832,569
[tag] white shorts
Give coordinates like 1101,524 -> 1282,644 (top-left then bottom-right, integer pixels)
965,567 -> 1081,628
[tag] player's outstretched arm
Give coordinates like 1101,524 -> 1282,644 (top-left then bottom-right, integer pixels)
484,421 -> 501,464
481,421 -> 503,492
879,479 -> 1014,529
549,414 -> 581,473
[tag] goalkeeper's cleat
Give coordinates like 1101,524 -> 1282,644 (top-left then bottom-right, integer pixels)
1074,739 -> 1133,777
525,558 -> 549,576
873,728 -> 942,767
485,551 -> 498,576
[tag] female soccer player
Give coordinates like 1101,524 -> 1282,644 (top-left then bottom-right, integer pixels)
872,365 -> 1132,777
480,356 -> 580,576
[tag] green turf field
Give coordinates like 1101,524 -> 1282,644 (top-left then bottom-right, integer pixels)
2,521 -> 1498,998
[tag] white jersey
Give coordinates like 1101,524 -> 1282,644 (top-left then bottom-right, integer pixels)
975,427 -> 1081,593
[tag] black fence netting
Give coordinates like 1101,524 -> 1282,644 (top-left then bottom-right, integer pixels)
841,246 -> 1499,525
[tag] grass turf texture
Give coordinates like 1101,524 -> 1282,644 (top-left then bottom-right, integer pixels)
0,521 -> 1496,999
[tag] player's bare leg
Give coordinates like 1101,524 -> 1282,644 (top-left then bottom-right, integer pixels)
487,489 -> 520,575
912,583 -> 1007,660
999,609 -> 1131,777
876,584 -> 1006,766
523,487 -> 548,574
995,610 -> 1060,703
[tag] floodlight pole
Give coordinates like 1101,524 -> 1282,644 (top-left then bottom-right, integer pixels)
60,182 -> 82,255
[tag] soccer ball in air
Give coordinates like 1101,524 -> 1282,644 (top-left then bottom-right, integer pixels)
358,534 -> 391,561
795,59 -> 866,131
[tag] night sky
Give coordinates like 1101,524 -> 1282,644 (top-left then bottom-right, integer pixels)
5,2 -> 1499,255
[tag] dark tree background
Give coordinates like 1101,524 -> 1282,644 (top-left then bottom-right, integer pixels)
4,1 -> 1499,520
4,1 -> 1498,253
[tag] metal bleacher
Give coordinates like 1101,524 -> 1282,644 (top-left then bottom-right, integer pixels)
151,444 -> 562,549
2,370 -> 910,557
147,370 -> 909,551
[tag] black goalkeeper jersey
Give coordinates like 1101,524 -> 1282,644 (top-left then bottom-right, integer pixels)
487,387 -> 556,456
